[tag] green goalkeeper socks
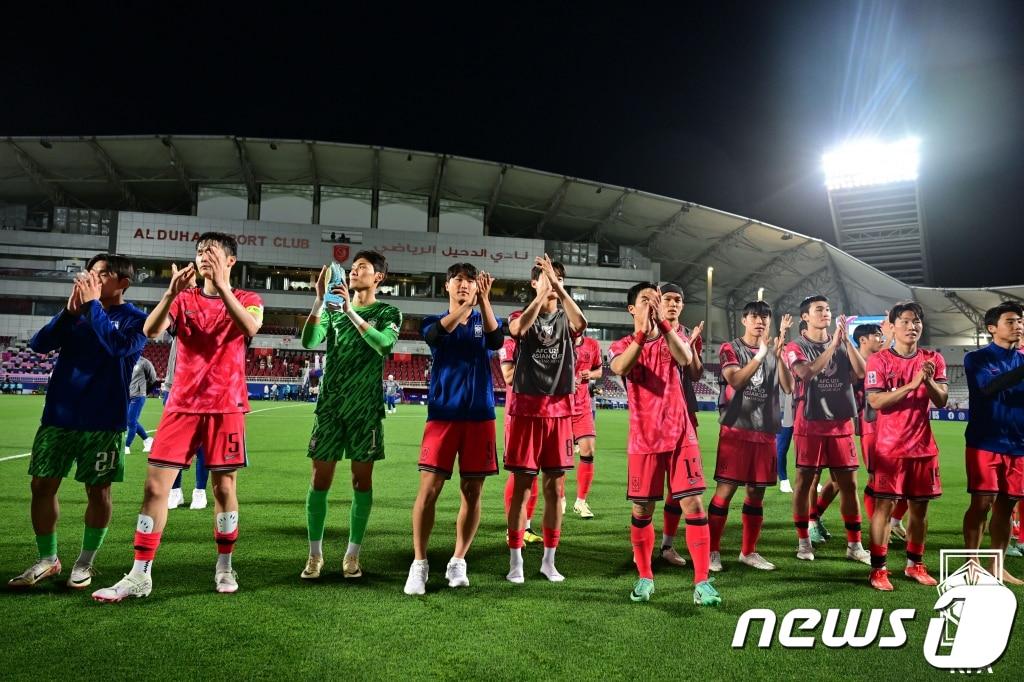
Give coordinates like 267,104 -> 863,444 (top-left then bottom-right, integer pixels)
35,532 -> 57,560
82,525 -> 108,552
306,488 -> 329,542
349,488 -> 373,545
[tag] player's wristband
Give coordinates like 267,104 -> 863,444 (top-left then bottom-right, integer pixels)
633,331 -> 647,347
657,320 -> 672,335
310,298 -> 325,317
344,306 -> 366,329
753,346 -> 768,362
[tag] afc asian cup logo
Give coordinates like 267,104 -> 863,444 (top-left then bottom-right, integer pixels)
924,550 -> 1017,671
333,244 -> 350,262
750,364 -> 764,388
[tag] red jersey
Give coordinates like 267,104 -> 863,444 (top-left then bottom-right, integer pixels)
865,348 -> 947,459
164,287 -> 263,414
498,336 -> 517,405
610,333 -> 688,454
572,336 -> 602,416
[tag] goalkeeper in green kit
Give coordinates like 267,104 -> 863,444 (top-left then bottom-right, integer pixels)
299,251 -> 402,580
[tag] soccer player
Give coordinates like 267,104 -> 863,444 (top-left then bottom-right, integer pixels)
500,336 -> 542,543
610,283 -> 719,605
656,283 -> 704,566
299,251 -> 401,580
570,332 -> 602,519
8,255 -> 147,590
865,301 -> 947,590
504,255 -> 586,583
962,301 -> 1024,584
404,263 -> 503,594
93,233 -> 263,601
785,295 -> 870,564
163,338 -> 209,511
125,355 -> 157,455
384,374 -> 401,414
707,301 -> 794,572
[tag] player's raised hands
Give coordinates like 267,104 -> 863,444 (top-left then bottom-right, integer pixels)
533,270 -> 554,301
773,335 -> 785,356
77,270 -> 102,304
755,336 -> 769,361
689,320 -> 705,345
831,315 -> 848,348
315,265 -> 329,299
476,272 -> 494,302
65,280 -> 83,315
167,263 -> 196,297
206,247 -> 232,291
779,313 -> 794,338
921,359 -> 936,381
633,297 -> 652,334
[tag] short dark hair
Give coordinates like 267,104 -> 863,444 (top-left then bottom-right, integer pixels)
799,295 -> 829,316
742,300 -> 772,318
798,320 -> 808,332
446,262 -> 478,282
352,250 -> 388,279
984,301 -> 1024,328
626,281 -> 660,306
852,323 -> 882,347
86,253 -> 135,289
660,283 -> 684,300
196,231 -> 238,257
531,260 -> 566,282
889,301 -> 924,324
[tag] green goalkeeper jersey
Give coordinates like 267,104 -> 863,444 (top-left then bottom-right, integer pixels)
302,301 -> 402,421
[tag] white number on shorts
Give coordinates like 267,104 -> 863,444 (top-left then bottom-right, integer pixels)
94,450 -> 117,473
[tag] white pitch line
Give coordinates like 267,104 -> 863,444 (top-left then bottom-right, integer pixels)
0,402 -> 312,463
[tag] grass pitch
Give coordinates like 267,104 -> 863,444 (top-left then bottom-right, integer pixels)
0,395 -> 1020,680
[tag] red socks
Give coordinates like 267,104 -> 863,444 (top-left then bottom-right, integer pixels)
542,527 -> 560,549
576,457 -> 594,500
133,530 -> 161,562
662,503 -> 682,541
741,498 -> 764,555
631,515 -> 655,579
794,514 -> 810,540
685,513 -> 710,584
870,543 -> 888,569
906,541 -> 924,565
215,528 -> 238,554
842,514 -> 862,544
507,529 -> 524,549
708,496 -> 728,552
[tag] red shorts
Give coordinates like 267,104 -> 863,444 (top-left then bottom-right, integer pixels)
795,434 -> 858,472
149,411 -> 247,471
628,443 -> 705,502
714,434 -> 777,487
571,410 -> 595,442
504,415 -> 574,476
872,454 -> 941,501
966,448 -> 1024,500
419,420 -> 498,479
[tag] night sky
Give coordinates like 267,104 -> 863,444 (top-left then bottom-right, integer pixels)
3,1 -> 1022,287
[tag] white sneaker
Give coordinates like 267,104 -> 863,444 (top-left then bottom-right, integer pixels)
660,545 -> 688,567
846,543 -> 871,565
739,552 -> 776,570
8,557 -> 62,588
215,569 -> 239,593
92,571 -> 152,602
167,488 -> 184,510
709,550 -> 723,572
796,539 -> 815,561
190,489 -> 208,510
779,479 -> 793,493
445,558 -> 469,588
143,437 -> 154,453
404,560 -> 429,595
560,496 -> 567,515
67,563 -> 97,589
124,446 -> 131,456
573,499 -> 594,519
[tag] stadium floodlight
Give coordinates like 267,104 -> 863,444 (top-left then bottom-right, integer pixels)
822,136 -> 920,191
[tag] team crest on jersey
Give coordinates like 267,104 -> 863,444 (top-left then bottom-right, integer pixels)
388,322 -> 400,333
541,324 -> 554,336
474,324 -> 483,337
787,350 -> 797,364
750,365 -> 764,387
113,321 -> 121,330
867,370 -> 877,385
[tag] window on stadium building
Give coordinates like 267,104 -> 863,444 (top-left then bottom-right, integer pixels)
52,207 -> 115,236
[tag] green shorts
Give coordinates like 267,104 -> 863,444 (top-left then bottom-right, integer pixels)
307,413 -> 385,463
28,425 -> 125,486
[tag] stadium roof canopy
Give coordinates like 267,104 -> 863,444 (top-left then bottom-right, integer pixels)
2,135 -> 1021,340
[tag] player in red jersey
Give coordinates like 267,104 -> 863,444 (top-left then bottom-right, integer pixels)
610,283 -> 719,605
570,334 -> 602,519
657,283 -> 705,566
864,301 -> 947,591
500,337 -> 542,543
93,233 -> 263,601
504,256 -> 587,583
784,295 -> 869,565
707,301 -> 794,572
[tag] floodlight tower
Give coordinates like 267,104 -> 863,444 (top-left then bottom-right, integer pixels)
823,137 -> 931,285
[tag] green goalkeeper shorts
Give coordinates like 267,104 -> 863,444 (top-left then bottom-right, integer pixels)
307,414 -> 385,463
28,425 -> 125,486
